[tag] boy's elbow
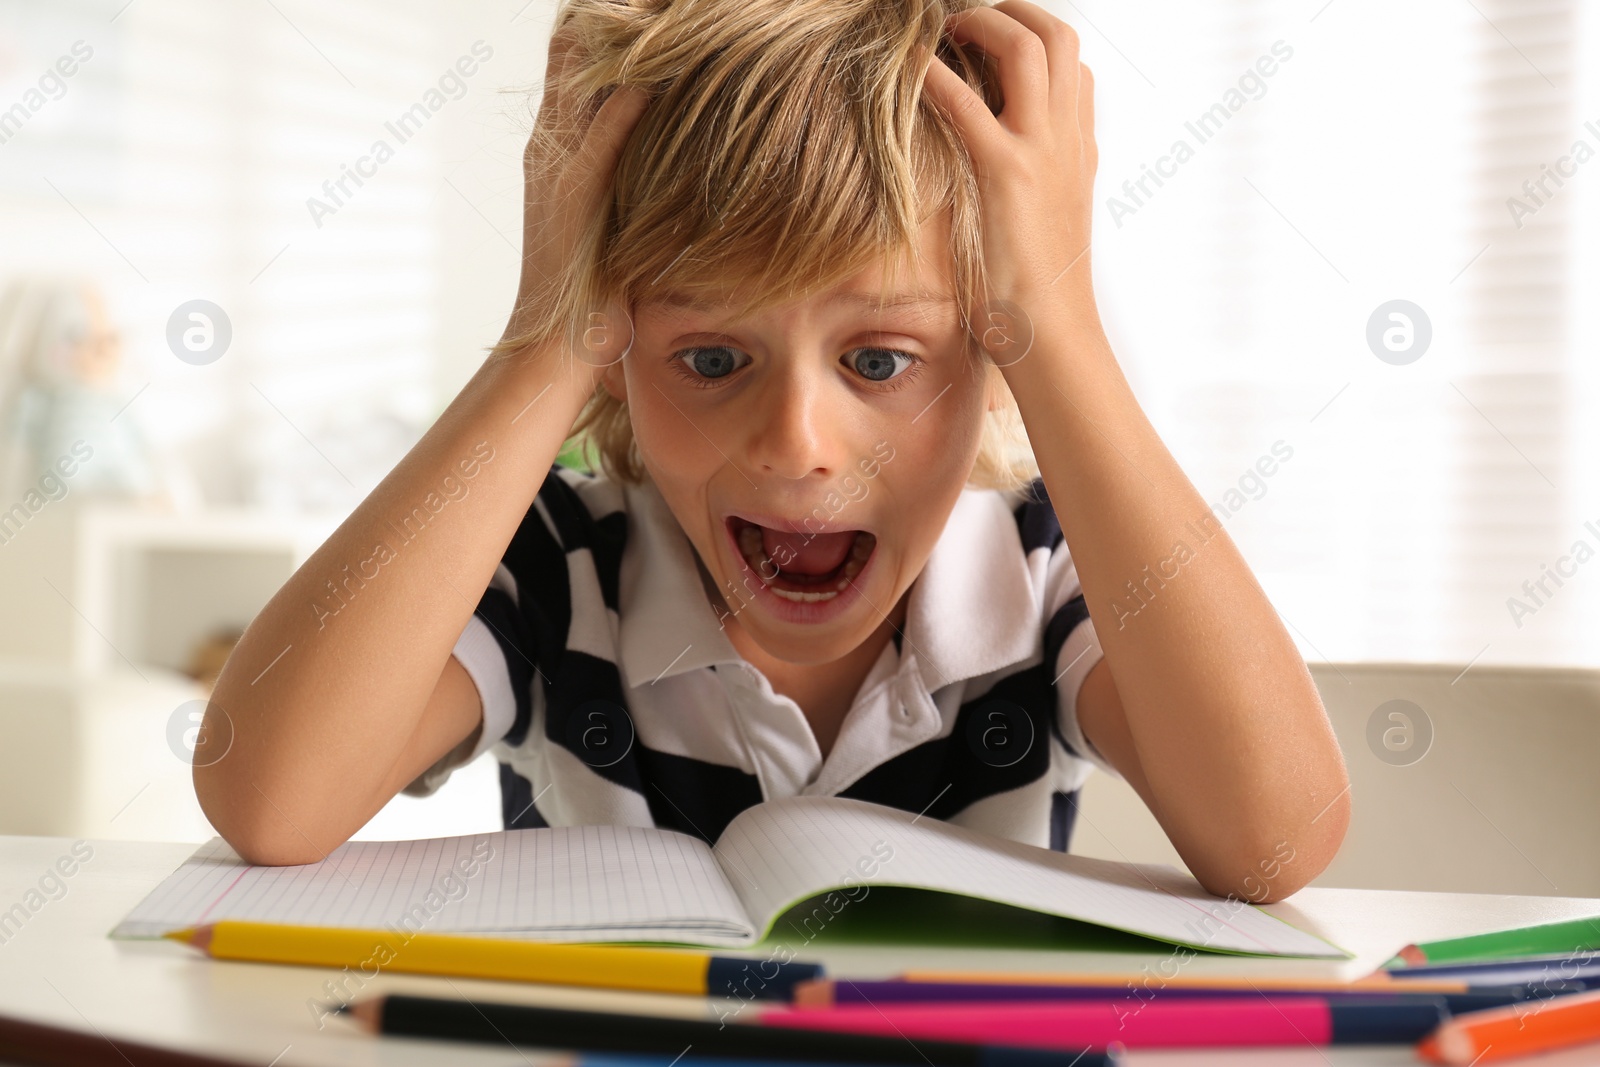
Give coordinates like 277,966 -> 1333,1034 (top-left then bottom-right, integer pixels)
1193,781 -> 1351,904
1269,784 -> 1352,901
193,769 -> 332,868
1240,746 -> 1353,903
210,813 -> 330,867
225,827 -> 328,868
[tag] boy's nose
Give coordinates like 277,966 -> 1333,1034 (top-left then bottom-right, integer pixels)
744,367 -> 842,483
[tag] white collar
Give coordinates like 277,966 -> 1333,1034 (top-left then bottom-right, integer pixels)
615,477 -> 745,689
901,485 -> 1041,690
615,478 -> 1041,693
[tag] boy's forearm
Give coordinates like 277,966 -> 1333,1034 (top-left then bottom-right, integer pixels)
1002,312 -> 1349,894
197,340 -> 596,860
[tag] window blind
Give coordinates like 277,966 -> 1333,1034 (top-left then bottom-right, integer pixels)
1086,0 -> 1594,666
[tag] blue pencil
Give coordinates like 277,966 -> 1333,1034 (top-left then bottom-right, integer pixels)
1384,952 -> 1600,986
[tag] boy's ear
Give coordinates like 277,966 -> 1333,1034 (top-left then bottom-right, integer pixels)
985,363 -> 1007,412
601,359 -> 628,404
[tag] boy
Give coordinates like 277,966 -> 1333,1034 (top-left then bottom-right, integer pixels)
197,0 -> 1348,903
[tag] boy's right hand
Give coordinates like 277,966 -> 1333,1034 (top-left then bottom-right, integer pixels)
502,27 -> 650,361
199,31 -> 651,869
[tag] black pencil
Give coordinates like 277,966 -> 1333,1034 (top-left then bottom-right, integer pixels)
340,994 -> 1118,1066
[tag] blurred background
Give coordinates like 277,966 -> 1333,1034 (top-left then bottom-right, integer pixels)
0,0 -> 1596,895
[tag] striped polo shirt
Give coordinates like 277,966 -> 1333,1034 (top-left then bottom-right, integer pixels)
406,464 -> 1116,852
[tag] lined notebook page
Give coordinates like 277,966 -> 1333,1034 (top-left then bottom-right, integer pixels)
714,796 -> 1345,958
112,825 -> 755,944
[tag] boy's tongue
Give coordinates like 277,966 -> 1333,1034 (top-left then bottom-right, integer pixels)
762,527 -> 855,576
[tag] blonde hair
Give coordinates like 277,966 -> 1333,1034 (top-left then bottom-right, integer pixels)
496,0 -> 1039,491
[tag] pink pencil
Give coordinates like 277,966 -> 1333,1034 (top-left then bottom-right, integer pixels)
760,997 -> 1444,1049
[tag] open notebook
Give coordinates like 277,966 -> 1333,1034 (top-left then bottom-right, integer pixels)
113,796 -> 1345,957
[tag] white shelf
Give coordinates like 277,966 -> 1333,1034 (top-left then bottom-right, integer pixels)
0,499 -> 343,676
0,500 -> 342,839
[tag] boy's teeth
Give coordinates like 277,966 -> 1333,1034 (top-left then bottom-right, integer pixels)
736,525 -> 775,581
771,587 -> 838,603
834,537 -> 872,585
736,524 -> 765,559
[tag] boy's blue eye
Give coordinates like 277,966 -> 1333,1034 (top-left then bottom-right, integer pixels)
849,348 -> 913,382
674,346 -> 914,384
682,346 -> 745,379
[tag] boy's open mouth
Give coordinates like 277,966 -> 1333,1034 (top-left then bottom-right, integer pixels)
726,516 -> 876,604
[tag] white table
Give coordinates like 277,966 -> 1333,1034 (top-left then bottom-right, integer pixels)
4,836 -> 1600,1066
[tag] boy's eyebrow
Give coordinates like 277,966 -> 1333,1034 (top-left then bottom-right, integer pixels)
655,290 -> 954,312
832,291 -> 955,311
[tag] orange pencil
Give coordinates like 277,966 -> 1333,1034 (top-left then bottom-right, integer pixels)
1416,986 -> 1600,1064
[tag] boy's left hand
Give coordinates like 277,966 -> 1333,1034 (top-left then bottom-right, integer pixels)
925,6 -> 1351,901
921,1 -> 1098,329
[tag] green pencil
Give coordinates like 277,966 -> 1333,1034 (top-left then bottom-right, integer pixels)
1388,915 -> 1600,968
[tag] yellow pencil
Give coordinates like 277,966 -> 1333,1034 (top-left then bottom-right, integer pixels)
165,921 -> 821,999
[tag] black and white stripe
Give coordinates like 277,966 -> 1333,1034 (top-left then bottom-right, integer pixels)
409,465 -> 1114,852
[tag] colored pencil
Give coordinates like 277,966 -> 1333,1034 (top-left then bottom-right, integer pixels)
1383,952 -> 1600,987
0,1009 -> 867,1067
582,1060 -> 1066,1067
1416,986 -> 1600,1064
1388,915 -> 1600,968
795,977 -> 1560,1016
763,996 -> 1446,1049
340,994 -> 1118,1065
899,969 -> 1478,994
167,921 -> 819,1000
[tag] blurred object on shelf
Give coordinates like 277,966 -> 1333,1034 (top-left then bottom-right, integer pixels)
0,277 -> 165,505
184,627 -> 244,692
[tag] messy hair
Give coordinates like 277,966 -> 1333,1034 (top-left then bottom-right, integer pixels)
495,0 -> 1038,490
